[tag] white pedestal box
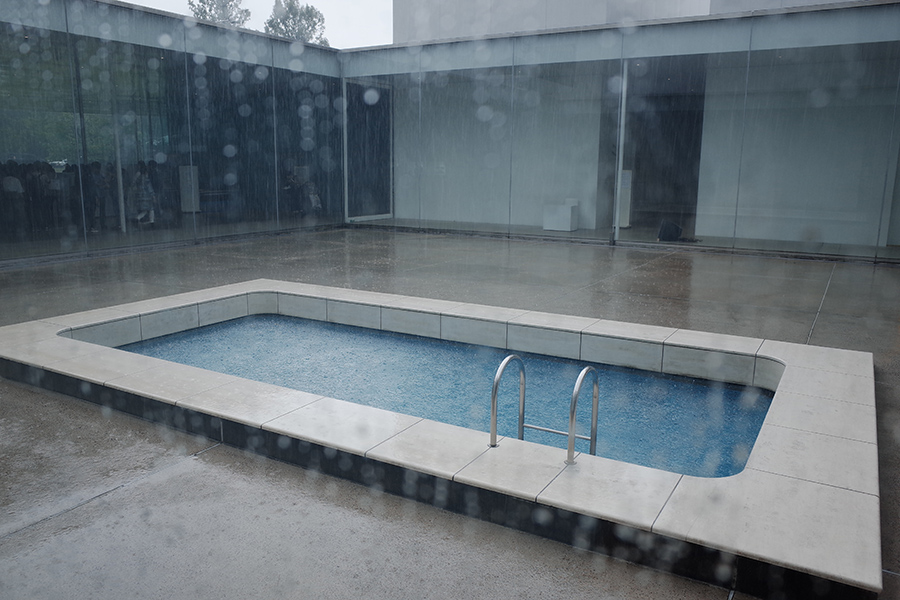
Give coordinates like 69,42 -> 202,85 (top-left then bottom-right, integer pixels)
543,199 -> 579,231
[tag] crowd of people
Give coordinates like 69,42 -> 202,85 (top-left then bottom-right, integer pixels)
0,158 -> 177,242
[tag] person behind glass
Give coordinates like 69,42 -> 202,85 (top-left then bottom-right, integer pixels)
1,161 -> 28,241
87,161 -> 107,233
129,161 -> 156,225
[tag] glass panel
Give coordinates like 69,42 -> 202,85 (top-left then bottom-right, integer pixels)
694,50 -> 752,249
74,36 -> 190,247
60,2 -> 201,251
346,80 -> 392,219
734,42 -> 900,257
0,21 -> 81,259
509,60 -> 619,241
187,52 -> 274,238
185,27 -> 277,240
618,55 -> 709,246
273,67 -> 343,227
883,136 -> 900,261
386,72 -> 422,227
412,66 -> 514,234
339,48 -> 417,228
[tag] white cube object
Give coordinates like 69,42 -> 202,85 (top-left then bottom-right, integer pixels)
543,199 -> 579,231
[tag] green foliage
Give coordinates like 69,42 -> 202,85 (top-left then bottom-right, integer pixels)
188,0 -> 251,28
264,0 -> 329,46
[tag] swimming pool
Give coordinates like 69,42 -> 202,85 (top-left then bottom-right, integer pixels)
0,279 -> 880,598
122,314 -> 773,478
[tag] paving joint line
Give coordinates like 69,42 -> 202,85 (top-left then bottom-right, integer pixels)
806,263 -> 836,345
0,442 -> 222,542
0,484 -> 126,541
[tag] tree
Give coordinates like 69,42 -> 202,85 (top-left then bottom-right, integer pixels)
264,0 -> 329,46
188,0 -> 251,28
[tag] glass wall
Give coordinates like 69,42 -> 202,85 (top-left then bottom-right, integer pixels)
732,42 -> 900,257
72,27 -> 189,245
0,3 -> 80,256
342,35 -> 624,240
0,0 -> 343,262
694,38 -> 900,258
510,60 -> 620,238
345,79 -> 393,220
2,0 -> 900,262
272,40 -> 344,228
342,4 -> 900,259
615,54 -> 708,243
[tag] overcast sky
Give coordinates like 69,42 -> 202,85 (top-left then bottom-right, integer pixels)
125,0 -> 393,48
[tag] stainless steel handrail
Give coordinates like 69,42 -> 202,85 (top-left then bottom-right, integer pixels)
490,354 -> 525,447
566,366 -> 600,465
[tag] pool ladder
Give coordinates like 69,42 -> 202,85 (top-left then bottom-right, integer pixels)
490,355 -> 600,465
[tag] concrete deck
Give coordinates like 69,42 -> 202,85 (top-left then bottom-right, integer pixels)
1,228 -> 897,599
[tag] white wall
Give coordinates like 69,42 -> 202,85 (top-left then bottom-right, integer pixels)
508,66 -> 605,229
695,46 -> 900,246
392,71 -> 513,224
391,65 -> 607,229
394,0 -> 710,44
393,0 -> 865,45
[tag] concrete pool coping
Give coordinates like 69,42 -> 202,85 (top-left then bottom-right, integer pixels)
0,279 -> 880,598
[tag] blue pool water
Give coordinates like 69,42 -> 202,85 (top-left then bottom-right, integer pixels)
122,315 -> 772,477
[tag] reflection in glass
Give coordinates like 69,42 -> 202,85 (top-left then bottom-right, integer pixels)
0,23 -> 81,258
346,80 -> 392,220
274,69 -> 343,228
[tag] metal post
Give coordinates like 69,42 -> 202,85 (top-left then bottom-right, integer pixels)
490,354 -> 525,447
567,366 -> 598,465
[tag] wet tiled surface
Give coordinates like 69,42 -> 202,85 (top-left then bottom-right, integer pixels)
1,228 -> 897,599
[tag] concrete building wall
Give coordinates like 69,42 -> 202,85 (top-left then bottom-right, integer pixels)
393,0 -> 857,44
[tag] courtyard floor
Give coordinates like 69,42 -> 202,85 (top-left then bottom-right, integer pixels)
1,228 -> 897,599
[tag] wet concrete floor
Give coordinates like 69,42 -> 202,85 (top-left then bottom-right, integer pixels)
1,228 -> 898,599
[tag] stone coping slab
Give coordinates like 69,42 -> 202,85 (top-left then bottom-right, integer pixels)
0,279 -> 880,597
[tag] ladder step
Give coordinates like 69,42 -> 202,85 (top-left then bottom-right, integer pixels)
523,422 -> 590,441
